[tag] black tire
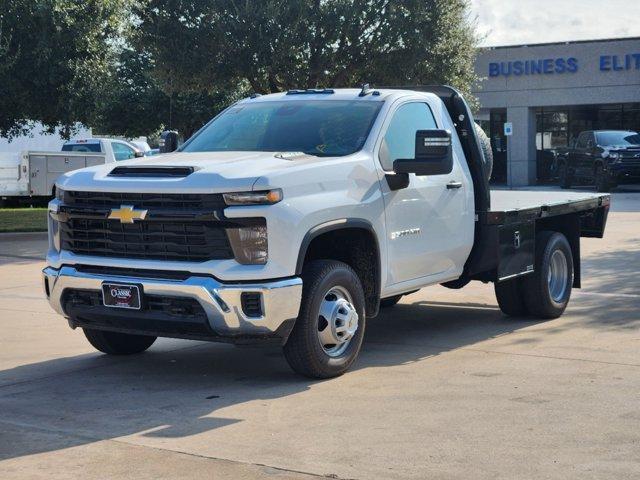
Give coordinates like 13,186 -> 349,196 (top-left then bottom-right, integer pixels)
380,295 -> 402,308
283,260 -> 366,378
594,165 -> 611,192
522,231 -> 573,319
558,161 -> 572,189
494,277 -> 528,317
474,123 -> 493,182
83,328 -> 156,355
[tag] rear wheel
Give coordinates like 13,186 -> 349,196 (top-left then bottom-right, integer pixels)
283,260 -> 365,378
522,231 -> 573,319
83,328 -> 156,355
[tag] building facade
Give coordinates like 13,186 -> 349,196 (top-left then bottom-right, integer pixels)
473,37 -> 640,186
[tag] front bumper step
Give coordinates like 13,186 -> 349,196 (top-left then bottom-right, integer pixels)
43,266 -> 302,340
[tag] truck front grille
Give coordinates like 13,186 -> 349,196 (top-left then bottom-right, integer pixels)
60,218 -> 234,262
58,191 -> 250,263
620,157 -> 640,167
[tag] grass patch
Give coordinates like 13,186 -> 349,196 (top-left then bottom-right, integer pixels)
0,208 -> 48,233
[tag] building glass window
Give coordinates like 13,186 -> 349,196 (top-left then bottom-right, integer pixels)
535,103 -> 640,184
489,109 -> 507,184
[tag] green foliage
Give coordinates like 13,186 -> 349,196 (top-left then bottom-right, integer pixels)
136,0 -> 479,95
1,0 -> 479,140
0,0 -> 133,139
94,47 -> 247,139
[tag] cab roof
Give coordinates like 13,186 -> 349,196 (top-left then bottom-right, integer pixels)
237,88 -> 437,104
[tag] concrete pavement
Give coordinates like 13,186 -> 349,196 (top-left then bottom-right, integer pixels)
1,190 -> 639,479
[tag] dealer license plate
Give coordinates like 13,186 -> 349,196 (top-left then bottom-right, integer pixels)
102,283 -> 142,310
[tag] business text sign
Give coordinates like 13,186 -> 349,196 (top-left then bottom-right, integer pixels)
489,53 -> 640,77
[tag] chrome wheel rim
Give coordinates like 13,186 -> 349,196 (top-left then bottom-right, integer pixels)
317,286 -> 358,357
548,249 -> 568,303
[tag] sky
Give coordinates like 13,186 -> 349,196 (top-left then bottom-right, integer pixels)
470,0 -> 640,47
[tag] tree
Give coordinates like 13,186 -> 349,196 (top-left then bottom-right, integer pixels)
95,47 -> 245,139
1,0 -> 480,140
95,48 -> 167,139
136,0 -> 479,98
0,0 -> 132,139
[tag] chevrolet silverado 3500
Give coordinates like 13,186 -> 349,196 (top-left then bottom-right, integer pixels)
43,86 -> 609,378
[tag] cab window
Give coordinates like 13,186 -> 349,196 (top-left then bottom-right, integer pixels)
112,142 -> 136,161
576,132 -> 592,149
380,103 -> 437,171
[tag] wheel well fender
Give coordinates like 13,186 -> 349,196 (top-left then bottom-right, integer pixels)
297,219 -> 381,317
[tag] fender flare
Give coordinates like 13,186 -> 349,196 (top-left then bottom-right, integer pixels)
295,218 -> 382,317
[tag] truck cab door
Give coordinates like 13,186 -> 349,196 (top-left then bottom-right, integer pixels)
377,101 -> 474,288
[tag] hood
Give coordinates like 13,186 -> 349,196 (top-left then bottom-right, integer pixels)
57,151 -> 328,193
605,144 -> 640,152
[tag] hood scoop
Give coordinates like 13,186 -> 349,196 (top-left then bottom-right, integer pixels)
108,166 -> 195,178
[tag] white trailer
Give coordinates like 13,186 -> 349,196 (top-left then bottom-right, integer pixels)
0,151 -> 106,203
1,138 -> 144,204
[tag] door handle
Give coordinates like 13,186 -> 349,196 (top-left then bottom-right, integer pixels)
446,181 -> 463,189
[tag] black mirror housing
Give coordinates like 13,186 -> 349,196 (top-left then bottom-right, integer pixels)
159,130 -> 179,153
393,129 -> 453,176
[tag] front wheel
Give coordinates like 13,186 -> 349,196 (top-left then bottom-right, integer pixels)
558,162 -> 572,189
283,260 -> 366,378
594,165 -> 612,192
83,328 -> 156,355
522,231 -> 574,319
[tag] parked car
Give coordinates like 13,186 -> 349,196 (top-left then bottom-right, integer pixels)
558,130 -> 640,192
43,86 -> 610,378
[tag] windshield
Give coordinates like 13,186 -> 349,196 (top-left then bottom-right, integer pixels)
596,131 -> 640,147
181,100 -> 383,157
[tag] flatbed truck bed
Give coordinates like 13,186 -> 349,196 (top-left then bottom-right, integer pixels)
464,189 -> 610,285
486,189 -> 610,226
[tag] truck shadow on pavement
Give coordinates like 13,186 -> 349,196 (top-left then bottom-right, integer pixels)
0,301 -> 528,461
2,230 -> 639,462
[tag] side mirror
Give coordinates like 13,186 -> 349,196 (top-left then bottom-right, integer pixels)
393,129 -> 453,176
159,130 -> 179,153
134,150 -> 145,158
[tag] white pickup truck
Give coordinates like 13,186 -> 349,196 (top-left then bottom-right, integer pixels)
43,86 -> 610,378
0,138 -> 143,204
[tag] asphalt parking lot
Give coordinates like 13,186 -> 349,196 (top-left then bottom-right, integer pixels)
1,188 -> 639,480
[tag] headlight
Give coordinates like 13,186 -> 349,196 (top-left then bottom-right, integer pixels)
48,196 -> 62,253
223,189 -> 282,206
227,224 -> 268,265
608,152 -> 620,160
55,186 -> 65,202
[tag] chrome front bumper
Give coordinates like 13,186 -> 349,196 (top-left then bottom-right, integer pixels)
43,266 -> 302,339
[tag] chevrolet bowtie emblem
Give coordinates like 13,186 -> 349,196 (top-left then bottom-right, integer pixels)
108,205 -> 148,224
